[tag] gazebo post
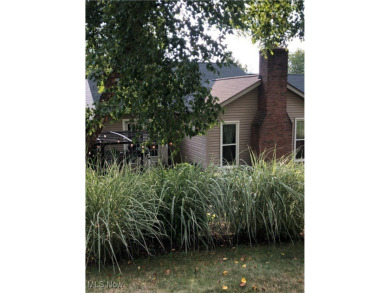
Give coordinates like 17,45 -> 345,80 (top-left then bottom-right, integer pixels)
100,144 -> 105,168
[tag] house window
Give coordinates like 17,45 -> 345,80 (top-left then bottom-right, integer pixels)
294,119 -> 304,161
221,122 -> 239,166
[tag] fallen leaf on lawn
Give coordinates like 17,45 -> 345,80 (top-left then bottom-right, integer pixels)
294,258 -> 297,261
128,260 -> 132,264
253,265 -> 257,268
222,257 -> 228,261
252,285 -> 257,290
165,269 -> 171,275
232,247 -> 236,250
242,264 -> 246,268
223,270 -> 228,276
222,285 -> 228,290
234,260 -> 239,264
239,282 -> 246,287
298,279 -> 303,283
234,289 -> 238,292
240,257 -> 245,261
265,262 -> 269,264
241,277 -> 247,283
281,253 -> 285,256
248,257 -> 252,261
138,266 -> 141,270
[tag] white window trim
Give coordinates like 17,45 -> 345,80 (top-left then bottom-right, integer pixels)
220,121 -> 240,167
294,118 -> 304,162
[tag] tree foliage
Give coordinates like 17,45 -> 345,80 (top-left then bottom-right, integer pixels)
85,0 -> 245,152
288,48 -> 304,74
242,0 -> 305,54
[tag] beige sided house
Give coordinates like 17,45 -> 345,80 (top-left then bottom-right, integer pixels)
86,49 -> 304,166
180,49 -> 304,167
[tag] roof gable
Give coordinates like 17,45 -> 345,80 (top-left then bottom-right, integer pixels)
210,75 -> 261,106
87,79 -> 101,103
85,80 -> 95,108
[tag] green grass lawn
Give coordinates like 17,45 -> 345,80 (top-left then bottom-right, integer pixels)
86,242 -> 304,293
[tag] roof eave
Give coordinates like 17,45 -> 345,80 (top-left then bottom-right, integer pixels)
287,84 -> 304,98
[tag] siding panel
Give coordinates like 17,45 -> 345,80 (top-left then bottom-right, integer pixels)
179,135 -> 207,165
286,90 -> 304,150
206,87 -> 259,166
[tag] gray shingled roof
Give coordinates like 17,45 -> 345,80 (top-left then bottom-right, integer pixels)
86,64 -> 247,107
85,66 -> 303,108
287,74 -> 304,93
198,63 -> 247,89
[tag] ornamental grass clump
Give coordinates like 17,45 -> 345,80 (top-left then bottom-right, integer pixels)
148,163 -> 217,252
85,163 -> 166,273
206,151 -> 304,244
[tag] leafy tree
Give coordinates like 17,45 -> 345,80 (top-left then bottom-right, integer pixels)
85,0 -> 245,153
288,49 -> 304,74
242,0 -> 305,54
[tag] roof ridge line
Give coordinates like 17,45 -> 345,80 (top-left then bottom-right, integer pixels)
213,74 -> 259,81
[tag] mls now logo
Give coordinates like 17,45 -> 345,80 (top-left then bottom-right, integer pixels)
87,281 -> 123,289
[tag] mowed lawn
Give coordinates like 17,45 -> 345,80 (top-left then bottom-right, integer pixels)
86,242 -> 304,293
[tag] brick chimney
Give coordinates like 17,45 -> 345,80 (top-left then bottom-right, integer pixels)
251,48 -> 292,158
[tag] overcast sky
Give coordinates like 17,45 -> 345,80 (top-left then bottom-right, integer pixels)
223,32 -> 305,74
